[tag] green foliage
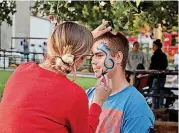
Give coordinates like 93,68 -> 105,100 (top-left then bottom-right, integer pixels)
0,0 -> 16,26
0,71 -> 13,99
32,1 -> 178,35
115,1 -> 178,35
139,1 -> 178,28
32,1 -> 136,30
172,26 -> 178,32
68,76 -> 96,90
131,1 -> 178,32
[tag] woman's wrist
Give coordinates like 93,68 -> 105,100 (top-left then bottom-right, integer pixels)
92,100 -> 104,107
91,30 -> 97,39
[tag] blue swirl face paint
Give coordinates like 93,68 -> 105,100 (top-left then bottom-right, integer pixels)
97,42 -> 115,75
96,41 -> 114,91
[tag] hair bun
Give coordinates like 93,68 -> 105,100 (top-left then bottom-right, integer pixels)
62,54 -> 74,65
55,54 -> 74,74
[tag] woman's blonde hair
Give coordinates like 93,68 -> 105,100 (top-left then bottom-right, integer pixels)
45,22 -> 93,74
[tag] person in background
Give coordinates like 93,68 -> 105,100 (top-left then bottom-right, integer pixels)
126,41 -> 146,71
0,21 -> 112,133
18,40 -> 24,53
21,39 -> 29,61
42,42 -> 47,56
149,39 -> 168,109
126,41 -> 146,83
22,39 -> 29,54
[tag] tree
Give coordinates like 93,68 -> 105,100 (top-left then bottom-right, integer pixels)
32,1 -> 178,34
117,1 -> 178,34
0,0 -> 16,26
32,1 -> 135,29
138,1 -> 178,30
0,0 -> 16,49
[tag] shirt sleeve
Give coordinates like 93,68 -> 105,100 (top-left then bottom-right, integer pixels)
121,116 -> 154,133
149,55 -> 154,69
66,89 -> 101,133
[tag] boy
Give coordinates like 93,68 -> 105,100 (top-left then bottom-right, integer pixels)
86,32 -> 155,133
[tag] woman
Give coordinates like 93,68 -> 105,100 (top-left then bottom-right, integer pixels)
0,22 -> 112,133
149,39 -> 168,109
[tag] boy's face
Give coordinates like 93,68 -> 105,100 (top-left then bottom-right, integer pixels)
91,40 -> 115,78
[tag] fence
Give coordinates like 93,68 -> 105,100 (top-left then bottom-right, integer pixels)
0,49 -> 44,70
130,70 -> 178,109
0,49 -> 93,72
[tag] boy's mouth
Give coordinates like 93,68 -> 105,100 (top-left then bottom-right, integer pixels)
93,69 -> 99,73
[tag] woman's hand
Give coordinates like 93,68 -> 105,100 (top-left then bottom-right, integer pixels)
93,75 -> 112,107
92,21 -> 112,39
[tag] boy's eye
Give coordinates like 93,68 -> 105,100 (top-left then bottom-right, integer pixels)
96,54 -> 103,58
90,53 -> 104,60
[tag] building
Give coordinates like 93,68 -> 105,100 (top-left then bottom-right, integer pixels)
1,0 -> 53,52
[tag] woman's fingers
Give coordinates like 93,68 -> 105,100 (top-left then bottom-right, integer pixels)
97,74 -> 112,91
92,20 -> 112,39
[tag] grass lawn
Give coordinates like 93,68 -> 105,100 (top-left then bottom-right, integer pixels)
0,71 -> 96,99
0,71 -> 13,98
68,76 -> 96,90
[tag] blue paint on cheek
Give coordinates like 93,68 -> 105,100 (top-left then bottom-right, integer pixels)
97,42 -> 114,74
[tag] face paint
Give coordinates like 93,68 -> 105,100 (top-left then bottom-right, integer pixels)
97,41 -> 115,75
97,42 -> 114,91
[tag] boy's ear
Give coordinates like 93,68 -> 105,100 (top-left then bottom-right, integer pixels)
115,51 -> 123,64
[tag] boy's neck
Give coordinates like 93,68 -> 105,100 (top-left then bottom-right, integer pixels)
111,71 -> 130,94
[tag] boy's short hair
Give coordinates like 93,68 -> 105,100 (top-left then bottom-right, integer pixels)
94,32 -> 129,69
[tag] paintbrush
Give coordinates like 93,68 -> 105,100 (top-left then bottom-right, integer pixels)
101,70 -> 108,91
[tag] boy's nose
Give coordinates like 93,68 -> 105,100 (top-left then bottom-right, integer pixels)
91,58 -> 95,64
91,57 -> 98,65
